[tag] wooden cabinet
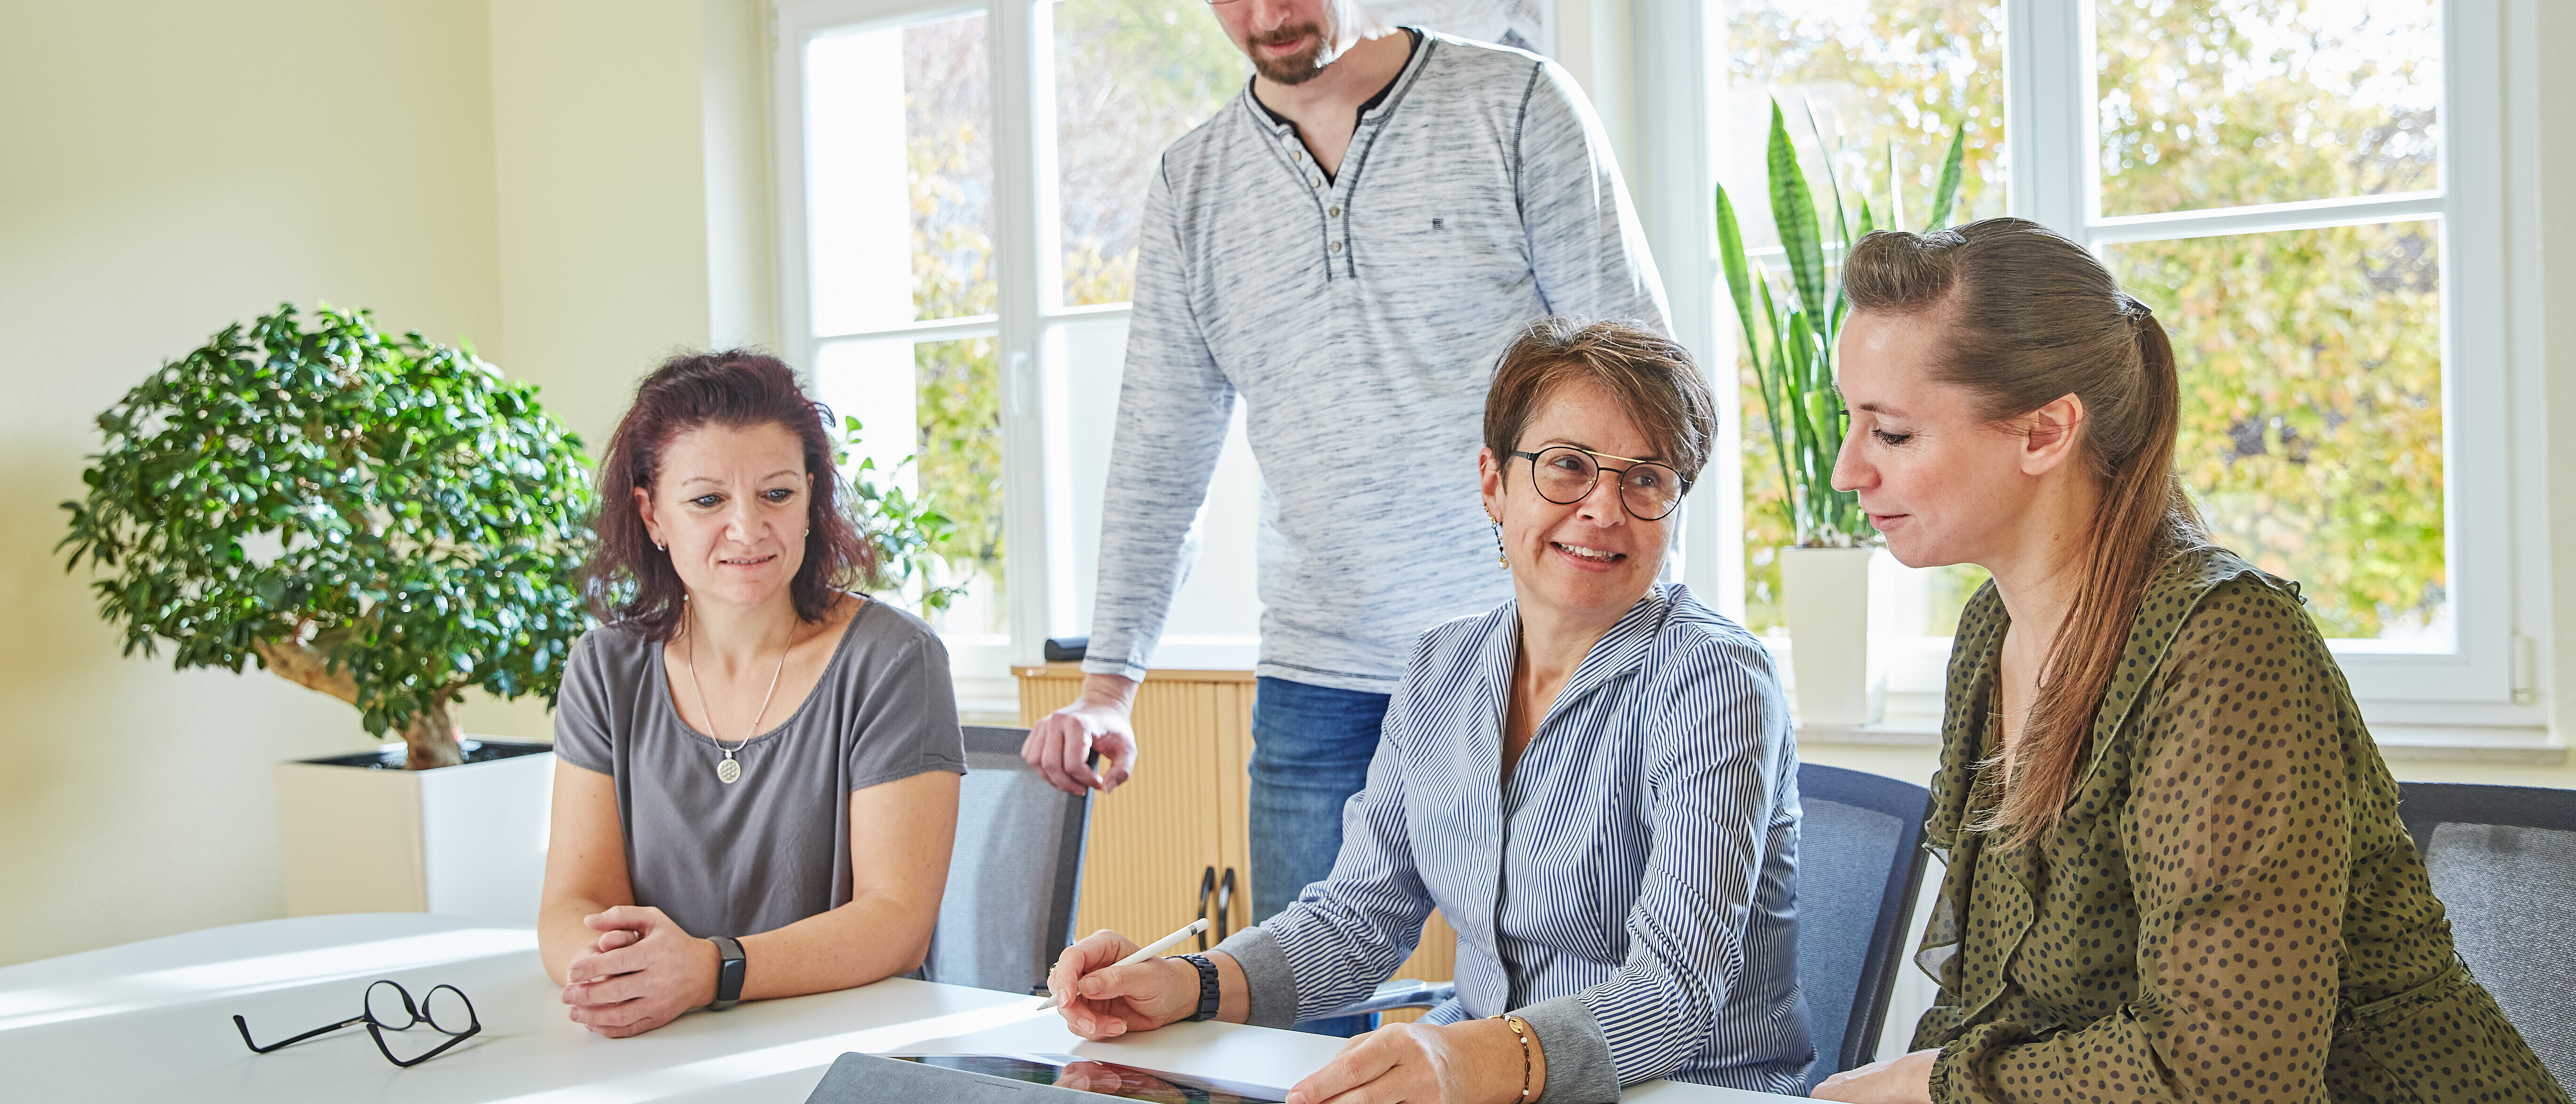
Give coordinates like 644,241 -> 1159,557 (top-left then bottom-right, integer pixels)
1017,664 -> 1456,1022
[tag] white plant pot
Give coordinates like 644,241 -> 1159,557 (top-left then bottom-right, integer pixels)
1779,546 -> 1900,728
273,740 -> 554,922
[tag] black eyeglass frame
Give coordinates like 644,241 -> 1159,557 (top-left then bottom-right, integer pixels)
233,978 -> 482,1069
1507,446 -> 1693,521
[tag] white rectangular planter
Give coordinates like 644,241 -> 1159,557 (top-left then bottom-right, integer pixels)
274,740 -> 554,922
1779,546 -> 1902,728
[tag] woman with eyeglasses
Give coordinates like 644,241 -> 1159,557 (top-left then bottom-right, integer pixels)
1046,318 -> 1814,1101
1809,219 -> 2559,1103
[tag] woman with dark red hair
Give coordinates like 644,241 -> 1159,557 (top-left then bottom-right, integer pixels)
537,351 -> 964,1038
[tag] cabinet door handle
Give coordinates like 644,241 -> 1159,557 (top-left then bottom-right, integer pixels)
1215,867 -> 1238,943
1194,866 -> 1217,952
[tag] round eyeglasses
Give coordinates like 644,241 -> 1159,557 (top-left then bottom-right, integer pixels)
233,978 -> 482,1068
1509,446 -> 1690,521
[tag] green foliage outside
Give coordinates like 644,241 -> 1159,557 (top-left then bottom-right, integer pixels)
897,1 -> 1245,624
1726,0 -> 2446,641
2096,0 -> 2444,639
59,306 -> 594,768
1056,0 -> 1249,305
902,18 -> 1005,622
1722,1 -> 2007,634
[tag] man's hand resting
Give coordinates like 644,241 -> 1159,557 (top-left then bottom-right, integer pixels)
1022,674 -> 1140,794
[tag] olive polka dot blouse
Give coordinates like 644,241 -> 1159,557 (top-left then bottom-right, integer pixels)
1910,549 -> 2563,1103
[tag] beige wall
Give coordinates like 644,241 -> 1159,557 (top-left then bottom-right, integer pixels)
0,0 -> 2568,968
0,0 -> 768,966
2536,0 -> 2576,771
0,0 -> 507,965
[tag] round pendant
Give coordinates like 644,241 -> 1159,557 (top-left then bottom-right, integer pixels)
716,757 -> 742,785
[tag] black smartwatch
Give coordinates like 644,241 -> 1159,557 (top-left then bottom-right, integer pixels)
1177,954 -> 1221,1022
708,935 -> 747,1011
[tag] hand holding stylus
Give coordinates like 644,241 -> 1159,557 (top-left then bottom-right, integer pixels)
1041,919 -> 1218,1039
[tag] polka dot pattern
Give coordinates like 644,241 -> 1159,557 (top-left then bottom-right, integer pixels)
1907,550 -> 2566,1103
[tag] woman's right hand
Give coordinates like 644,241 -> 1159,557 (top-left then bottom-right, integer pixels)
1045,930 -> 1199,1039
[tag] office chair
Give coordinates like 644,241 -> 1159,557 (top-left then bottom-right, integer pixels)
1793,762 -> 1932,1091
2397,781 -> 2576,1089
923,725 -> 1093,996
1314,760 -> 1934,1093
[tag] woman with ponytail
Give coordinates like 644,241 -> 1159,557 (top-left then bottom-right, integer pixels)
1810,219 -> 2558,1104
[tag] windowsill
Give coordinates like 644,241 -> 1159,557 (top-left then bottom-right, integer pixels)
1796,715 -> 2567,764
960,706 -> 1022,728
1760,635 -> 2559,761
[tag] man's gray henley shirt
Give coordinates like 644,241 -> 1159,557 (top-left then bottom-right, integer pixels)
1082,31 -> 1670,693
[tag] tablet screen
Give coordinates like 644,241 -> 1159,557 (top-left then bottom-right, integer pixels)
893,1055 -> 1286,1103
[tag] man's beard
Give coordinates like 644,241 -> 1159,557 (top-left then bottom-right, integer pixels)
1246,22 -> 1335,86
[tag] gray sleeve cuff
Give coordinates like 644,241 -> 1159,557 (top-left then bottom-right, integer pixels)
1513,994 -> 1618,1104
1078,655 -> 1149,680
1211,927 -> 1300,1029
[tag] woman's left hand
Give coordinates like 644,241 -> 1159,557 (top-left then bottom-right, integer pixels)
559,905 -> 720,1038
1811,1047 -> 1938,1103
1286,1020 -> 1533,1104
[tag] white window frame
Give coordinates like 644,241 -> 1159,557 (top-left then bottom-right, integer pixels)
1650,0 -> 2546,738
773,0 -> 1114,717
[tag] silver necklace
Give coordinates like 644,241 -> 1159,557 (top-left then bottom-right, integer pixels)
684,606 -> 791,785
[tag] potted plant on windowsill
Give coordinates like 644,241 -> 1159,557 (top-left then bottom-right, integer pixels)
61,305 -> 594,920
1716,103 -> 1965,728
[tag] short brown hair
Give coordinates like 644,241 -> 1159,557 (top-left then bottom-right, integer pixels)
582,350 -> 877,640
1482,317 -> 1716,488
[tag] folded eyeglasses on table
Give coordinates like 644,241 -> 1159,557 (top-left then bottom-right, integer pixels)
232,978 -> 481,1068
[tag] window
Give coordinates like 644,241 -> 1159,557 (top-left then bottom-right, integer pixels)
1703,0 -> 2531,727
1720,1 -> 2005,644
779,0 -> 1589,715
777,0 -> 1267,716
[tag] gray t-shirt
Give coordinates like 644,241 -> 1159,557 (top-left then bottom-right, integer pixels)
553,597 -> 966,939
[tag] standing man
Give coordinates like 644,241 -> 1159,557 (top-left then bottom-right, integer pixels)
1022,0 -> 1667,985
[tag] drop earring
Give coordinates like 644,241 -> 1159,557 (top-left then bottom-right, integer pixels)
1486,510 -> 1506,567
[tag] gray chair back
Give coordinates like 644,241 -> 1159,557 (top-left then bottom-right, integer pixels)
1794,762 -> 1932,1092
923,725 -> 1091,995
2397,782 -> 2576,1089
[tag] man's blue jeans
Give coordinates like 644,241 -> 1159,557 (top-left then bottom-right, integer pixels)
1248,676 -> 1389,1037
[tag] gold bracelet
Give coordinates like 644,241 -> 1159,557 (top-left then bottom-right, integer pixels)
1489,1013 -> 1533,1102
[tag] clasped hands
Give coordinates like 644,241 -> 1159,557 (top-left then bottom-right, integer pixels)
559,905 -> 720,1038
1046,929 -> 1540,1104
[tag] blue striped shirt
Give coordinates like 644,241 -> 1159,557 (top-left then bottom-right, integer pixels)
1217,584 -> 1811,1096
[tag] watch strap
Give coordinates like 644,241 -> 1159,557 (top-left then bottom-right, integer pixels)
708,935 -> 747,1011
1179,954 -> 1221,1022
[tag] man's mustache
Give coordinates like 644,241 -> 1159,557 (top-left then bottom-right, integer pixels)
1249,24 -> 1320,48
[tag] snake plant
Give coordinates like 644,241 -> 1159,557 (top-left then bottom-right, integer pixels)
1719,100 -> 1967,547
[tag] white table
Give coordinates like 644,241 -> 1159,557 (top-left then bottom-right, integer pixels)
0,915 -> 1800,1103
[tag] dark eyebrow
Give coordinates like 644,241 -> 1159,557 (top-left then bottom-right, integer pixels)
679,469 -> 800,487
1536,436 -> 1664,462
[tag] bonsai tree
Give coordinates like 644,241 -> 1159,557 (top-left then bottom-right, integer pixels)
61,305 -> 594,769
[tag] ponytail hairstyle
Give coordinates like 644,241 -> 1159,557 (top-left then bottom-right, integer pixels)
1843,218 -> 2210,847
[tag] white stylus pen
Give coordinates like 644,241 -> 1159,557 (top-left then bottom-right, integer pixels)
1034,917 -> 1213,1012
